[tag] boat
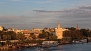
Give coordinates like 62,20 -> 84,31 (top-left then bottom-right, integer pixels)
42,41 -> 59,47
36,47 -> 51,51
72,39 -> 87,44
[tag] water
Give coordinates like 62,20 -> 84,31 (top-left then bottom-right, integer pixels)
4,42 -> 91,51
51,43 -> 91,51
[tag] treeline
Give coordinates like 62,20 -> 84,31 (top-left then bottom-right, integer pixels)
0,31 -> 16,40
63,27 -> 91,40
0,31 -> 25,40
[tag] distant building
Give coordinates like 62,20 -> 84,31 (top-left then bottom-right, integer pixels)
21,29 -> 42,39
32,28 -> 43,31
7,28 -> 21,33
55,22 -> 68,39
21,30 -> 31,38
0,26 -> 4,31
7,28 -> 12,31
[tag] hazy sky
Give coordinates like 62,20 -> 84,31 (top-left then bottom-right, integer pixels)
0,0 -> 91,29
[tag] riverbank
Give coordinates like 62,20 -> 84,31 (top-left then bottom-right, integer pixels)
1,42 -> 91,51
0,40 -> 90,51
0,43 -> 38,51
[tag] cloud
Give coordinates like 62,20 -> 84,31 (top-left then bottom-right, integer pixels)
46,0 -> 60,2
0,2 -> 7,4
0,16 -> 32,29
36,0 -> 60,4
79,6 -> 91,9
10,0 -> 27,2
9,0 -> 32,3
0,6 -> 91,29
33,10 -> 62,13
10,0 -> 23,1
0,16 -> 23,24
32,6 -> 91,28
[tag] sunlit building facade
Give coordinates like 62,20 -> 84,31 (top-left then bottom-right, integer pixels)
55,22 -> 68,39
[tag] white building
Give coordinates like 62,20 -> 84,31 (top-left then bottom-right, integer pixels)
32,28 -> 43,31
7,28 -> 21,33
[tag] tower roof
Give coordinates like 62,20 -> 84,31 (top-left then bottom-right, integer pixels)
76,24 -> 78,30
57,22 -> 61,29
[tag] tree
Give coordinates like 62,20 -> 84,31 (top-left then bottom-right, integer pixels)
30,33 -> 36,39
63,30 -> 84,40
16,32 -> 25,40
38,30 -> 54,39
63,30 -> 71,37
80,29 -> 89,37
65,27 -> 76,31
7,31 -> 16,40
50,35 -> 57,40
0,31 -> 16,40
38,34 -> 46,38
0,31 -> 3,40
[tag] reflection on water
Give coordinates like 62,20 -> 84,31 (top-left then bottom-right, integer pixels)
2,42 -> 91,51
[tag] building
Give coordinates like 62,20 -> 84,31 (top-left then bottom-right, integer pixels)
21,29 -> 42,39
0,26 -> 4,31
32,28 -> 43,31
21,30 -> 31,38
7,28 -> 21,33
55,22 -> 68,39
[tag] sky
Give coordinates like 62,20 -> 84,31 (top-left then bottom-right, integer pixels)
0,0 -> 91,29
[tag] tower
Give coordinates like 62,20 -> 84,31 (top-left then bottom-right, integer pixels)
55,22 -> 63,39
76,24 -> 78,30
57,22 -> 61,29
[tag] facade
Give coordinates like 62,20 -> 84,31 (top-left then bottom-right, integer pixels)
7,28 -> 21,33
32,28 -> 43,31
21,29 -> 42,39
21,30 -> 31,38
55,22 -> 68,39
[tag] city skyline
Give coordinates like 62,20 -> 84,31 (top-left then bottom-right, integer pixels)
0,0 -> 91,29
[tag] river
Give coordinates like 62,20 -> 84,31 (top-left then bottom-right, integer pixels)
3,42 -> 91,51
